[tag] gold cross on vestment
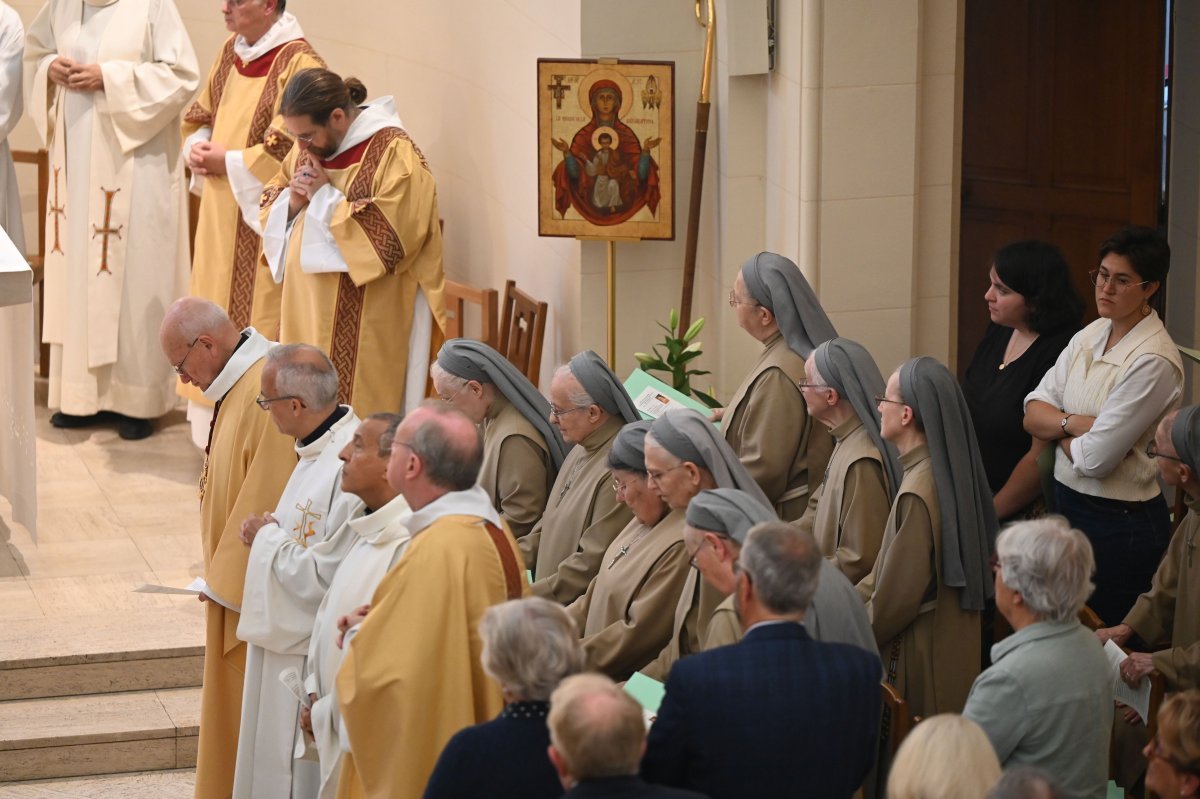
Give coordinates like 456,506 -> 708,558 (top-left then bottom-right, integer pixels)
546,74 -> 569,109
292,499 -> 323,547
49,167 -> 65,255
91,187 -> 123,275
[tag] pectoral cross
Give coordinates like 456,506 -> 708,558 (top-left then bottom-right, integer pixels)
292,499 -> 323,547
91,187 -> 123,276
546,74 -> 569,109
608,545 -> 630,570
49,167 -> 65,255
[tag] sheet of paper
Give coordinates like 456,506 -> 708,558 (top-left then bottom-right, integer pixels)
132,577 -> 207,595
279,666 -> 311,708
1104,639 -> 1152,724
624,671 -> 665,715
623,369 -> 719,424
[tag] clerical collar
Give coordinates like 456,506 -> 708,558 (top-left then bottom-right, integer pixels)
203,328 -> 272,403
300,404 -> 349,447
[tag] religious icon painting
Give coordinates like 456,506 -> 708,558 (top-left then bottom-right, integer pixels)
537,59 -> 675,240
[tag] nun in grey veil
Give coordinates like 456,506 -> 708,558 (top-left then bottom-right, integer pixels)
567,350 -> 641,424
648,408 -> 772,509
740,252 -> 838,358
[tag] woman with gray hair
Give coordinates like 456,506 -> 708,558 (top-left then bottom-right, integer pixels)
423,597 -> 585,799
566,421 -> 692,681
720,251 -> 838,518
431,339 -> 570,538
963,516 -> 1111,799
862,356 -> 998,720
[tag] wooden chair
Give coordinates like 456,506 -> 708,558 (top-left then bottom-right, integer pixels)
11,149 -> 49,378
498,279 -> 547,386
879,682 -> 913,763
443,279 -> 498,349
1079,605 -> 1104,631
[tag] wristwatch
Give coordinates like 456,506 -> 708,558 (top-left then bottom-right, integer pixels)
1060,414 -> 1072,436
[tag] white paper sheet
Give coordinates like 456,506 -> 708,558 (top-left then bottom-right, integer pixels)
1104,638 -> 1152,724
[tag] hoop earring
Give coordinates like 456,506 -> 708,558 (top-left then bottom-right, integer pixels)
1142,302 -> 1151,317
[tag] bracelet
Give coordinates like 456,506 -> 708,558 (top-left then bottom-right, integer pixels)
1060,414 -> 1073,437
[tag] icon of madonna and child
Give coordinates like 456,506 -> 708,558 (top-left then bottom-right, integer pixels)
551,77 -> 664,227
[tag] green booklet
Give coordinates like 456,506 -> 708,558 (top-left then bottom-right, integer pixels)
624,670 -> 666,714
624,369 -> 718,425
1179,344 -> 1200,365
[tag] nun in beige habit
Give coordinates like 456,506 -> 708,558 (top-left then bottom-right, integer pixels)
639,408 -> 771,680
796,337 -> 903,585
432,339 -> 570,539
520,350 -> 640,605
859,356 -> 998,719
721,252 -> 838,519
565,421 -> 692,681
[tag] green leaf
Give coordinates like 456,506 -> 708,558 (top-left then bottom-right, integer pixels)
682,318 -> 705,342
692,388 -> 722,409
688,369 -> 711,377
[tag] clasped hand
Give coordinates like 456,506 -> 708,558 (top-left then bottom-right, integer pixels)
49,57 -> 104,92
289,155 -> 330,215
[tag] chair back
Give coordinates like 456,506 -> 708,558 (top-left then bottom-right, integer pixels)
443,279 -> 498,349
498,279 -> 547,386
1078,605 -> 1104,631
879,682 -> 913,763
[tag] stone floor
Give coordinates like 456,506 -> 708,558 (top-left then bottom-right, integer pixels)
0,383 -> 205,793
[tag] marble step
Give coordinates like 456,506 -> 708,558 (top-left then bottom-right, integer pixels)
0,768 -> 194,798
0,687 -> 199,783
0,607 -> 204,700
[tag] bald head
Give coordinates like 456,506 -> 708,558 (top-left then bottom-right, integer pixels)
387,400 -> 483,506
160,297 -> 238,347
159,298 -> 242,390
548,674 -> 646,783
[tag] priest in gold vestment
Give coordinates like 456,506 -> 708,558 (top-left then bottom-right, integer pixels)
159,298 -> 297,799
335,402 -> 525,799
180,0 -> 325,422
262,68 -> 446,417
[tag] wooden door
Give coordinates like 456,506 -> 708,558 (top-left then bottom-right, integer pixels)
957,0 -> 1166,374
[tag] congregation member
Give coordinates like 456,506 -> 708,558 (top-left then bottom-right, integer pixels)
424,598 -> 585,799
886,715 -> 1001,799
158,298 -> 297,799
233,344 -> 364,799
181,0 -> 324,442
551,674 -> 706,799
861,356 -> 997,719
566,421 -> 690,680
720,251 -> 836,518
641,522 -> 880,799
639,409 -> 771,679
1143,691 -> 1200,799
335,402 -> 526,798
796,337 -> 900,584
261,68 -> 446,416
986,767 -> 1064,799
961,241 -> 1082,520
521,350 -> 639,604
431,339 -> 570,538
0,1 -> 21,254
299,413 -> 410,799
963,517 -> 1110,799
685,492 -> 876,654
25,0 -> 198,440
1098,408 -> 1200,788
1025,226 -> 1182,625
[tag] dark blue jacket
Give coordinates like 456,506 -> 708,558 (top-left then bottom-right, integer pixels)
563,775 -> 707,798
641,622 -> 880,799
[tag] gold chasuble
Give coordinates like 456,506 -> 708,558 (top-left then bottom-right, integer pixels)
261,97 -> 447,417
180,16 -> 325,409
335,488 -> 527,799
194,329 -> 298,799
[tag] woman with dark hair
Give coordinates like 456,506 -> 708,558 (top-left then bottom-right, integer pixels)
1025,226 -> 1183,627
962,240 -> 1083,521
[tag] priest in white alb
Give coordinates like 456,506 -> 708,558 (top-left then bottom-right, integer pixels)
234,343 -> 364,799
25,0 -> 198,440
297,412 -> 411,799
260,68 -> 446,417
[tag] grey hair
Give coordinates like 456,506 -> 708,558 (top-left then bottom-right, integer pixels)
479,598 -> 585,701
409,400 -> 483,490
365,412 -> 403,457
174,299 -> 233,342
429,362 -> 470,394
986,766 -> 1064,799
996,515 -> 1095,622
739,522 -> 822,615
554,364 -> 595,408
266,344 -> 339,409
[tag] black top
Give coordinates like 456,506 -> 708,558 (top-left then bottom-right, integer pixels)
422,701 -> 563,799
961,323 -> 1074,510
564,776 -> 708,799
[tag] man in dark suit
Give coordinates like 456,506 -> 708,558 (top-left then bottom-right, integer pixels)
641,521 -> 881,799
548,673 -> 708,799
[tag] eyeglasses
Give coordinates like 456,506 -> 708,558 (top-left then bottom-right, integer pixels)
549,404 -> 588,419
438,386 -> 463,404
1147,735 -> 1199,775
646,463 -> 688,484
798,380 -> 832,391
874,393 -> 906,406
255,393 -> 304,410
1089,268 -> 1151,293
728,290 -> 759,308
1145,441 -> 1186,463
612,475 -> 643,497
173,338 -> 200,376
